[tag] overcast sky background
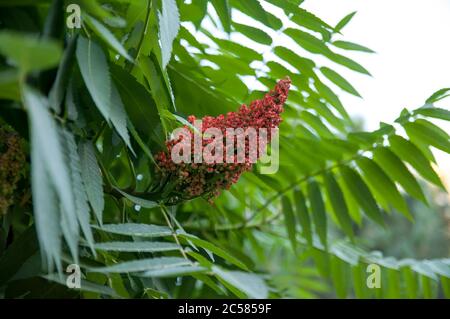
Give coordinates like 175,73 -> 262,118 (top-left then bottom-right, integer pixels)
302,0 -> 450,128
301,0 -> 450,180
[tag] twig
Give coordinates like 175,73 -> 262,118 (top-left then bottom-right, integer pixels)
160,205 -> 189,260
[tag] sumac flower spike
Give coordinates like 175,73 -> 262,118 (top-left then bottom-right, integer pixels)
155,77 -> 291,203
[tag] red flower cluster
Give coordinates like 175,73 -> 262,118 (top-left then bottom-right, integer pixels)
155,77 -> 291,202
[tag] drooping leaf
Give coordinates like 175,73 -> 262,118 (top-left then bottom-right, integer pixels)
49,34 -> 77,113
76,35 -> 111,121
84,15 -> 132,62
114,188 -> 159,208
110,64 -> 165,147
158,0 -> 180,68
284,28 -> 330,56
314,79 -> 350,120
323,172 -> 354,239
93,223 -> 172,238
329,53 -> 371,75
320,66 -> 361,97
178,233 -> 248,270
307,180 -> 327,248
388,135 -> 444,189
61,128 -> 96,253
281,196 -> 297,250
425,88 -> 450,104
212,0 -> 231,33
289,6 -> 333,39
141,265 -> 207,278
79,140 -> 104,224
332,40 -> 375,53
24,86 -> 74,270
213,266 -> 268,299
109,82 -> 133,151
356,157 -> 410,219
233,22 -> 272,45
403,119 -> 450,154
93,241 -> 179,253
140,55 -> 173,134
231,0 -> 271,27
294,189 -> 312,245
340,166 -> 384,226
91,257 -> 191,273
77,35 -> 133,150
43,273 -> 119,297
372,147 -> 427,203
334,11 -> 357,33
415,106 -> 450,121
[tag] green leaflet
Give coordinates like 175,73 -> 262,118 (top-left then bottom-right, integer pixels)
91,257 -> 191,273
403,119 -> 450,154
329,53 -> 371,75
212,0 -> 231,33
340,166 -> 384,226
157,0 -> 180,68
231,0 -> 272,28
281,196 -> 297,251
61,129 -> 96,254
48,35 -> 77,113
93,223 -> 172,238
332,40 -> 375,53
415,106 -> 450,121
330,256 -> 348,298
289,6 -> 333,39
299,111 -> 334,138
334,11 -> 357,33
402,267 -> 418,298
43,273 -> 119,297
140,54 -> 173,134
314,79 -> 350,120
84,15 -> 132,62
284,28 -> 331,55
388,135 -> 444,189
114,188 -> 159,208
320,66 -> 361,97
294,189 -> 312,245
213,266 -> 269,299
110,64 -> 165,148
78,140 -> 104,225
307,180 -> 327,248
323,172 -> 354,239
76,36 -> 132,151
76,35 -> 111,121
93,241 -> 179,253
141,265 -> 207,278
425,88 -> 450,104
213,38 -> 261,62
233,22 -> 272,45
178,233 -> 248,271
24,86 -> 75,269
356,156 -> 410,219
372,147 -> 427,204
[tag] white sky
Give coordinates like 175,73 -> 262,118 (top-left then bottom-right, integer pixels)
301,0 -> 450,179
302,0 -> 450,128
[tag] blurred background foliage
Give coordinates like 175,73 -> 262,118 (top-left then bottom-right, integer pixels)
0,0 -> 449,299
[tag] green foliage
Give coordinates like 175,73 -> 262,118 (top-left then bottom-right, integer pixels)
0,0 -> 449,299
